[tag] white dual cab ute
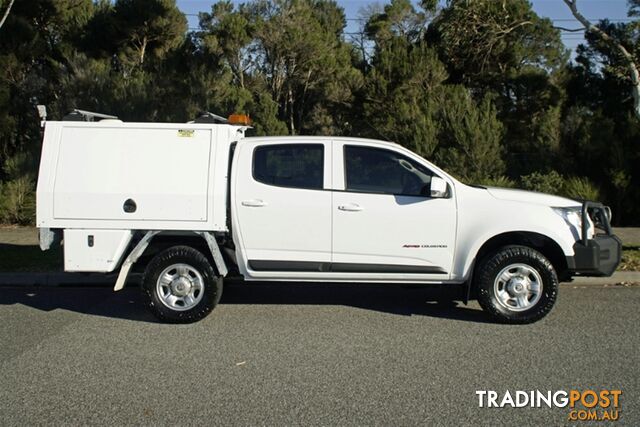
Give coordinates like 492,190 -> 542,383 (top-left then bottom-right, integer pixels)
36,110 -> 621,323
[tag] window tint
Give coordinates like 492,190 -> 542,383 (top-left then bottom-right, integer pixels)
344,145 -> 434,196
253,144 -> 324,190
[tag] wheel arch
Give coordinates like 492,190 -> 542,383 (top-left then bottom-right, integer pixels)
137,232 -> 211,265
475,231 -> 568,278
463,231 -> 569,301
114,230 -> 230,291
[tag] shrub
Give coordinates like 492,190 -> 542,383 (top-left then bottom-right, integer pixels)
562,176 -> 600,201
0,151 -> 38,225
519,171 -> 564,195
0,177 -> 36,225
477,175 -> 517,188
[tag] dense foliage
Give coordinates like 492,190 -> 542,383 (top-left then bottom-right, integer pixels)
0,0 -> 638,225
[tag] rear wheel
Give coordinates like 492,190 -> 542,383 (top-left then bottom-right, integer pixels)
475,245 -> 558,324
142,245 -> 222,323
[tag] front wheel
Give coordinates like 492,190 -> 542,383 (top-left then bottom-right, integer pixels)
475,245 -> 558,324
141,245 -> 222,323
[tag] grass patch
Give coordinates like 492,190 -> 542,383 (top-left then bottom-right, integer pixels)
620,246 -> 640,272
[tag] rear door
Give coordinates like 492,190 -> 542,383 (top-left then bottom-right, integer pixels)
331,141 -> 456,280
232,139 -> 332,277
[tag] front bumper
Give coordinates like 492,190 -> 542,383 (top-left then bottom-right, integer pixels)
566,201 -> 622,277
568,235 -> 622,277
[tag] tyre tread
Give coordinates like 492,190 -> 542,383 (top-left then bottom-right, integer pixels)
141,245 -> 222,324
475,245 -> 558,324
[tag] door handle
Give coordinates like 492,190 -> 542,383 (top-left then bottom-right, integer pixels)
338,203 -> 363,212
242,199 -> 267,207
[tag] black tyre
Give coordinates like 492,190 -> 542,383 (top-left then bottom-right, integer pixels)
141,245 -> 222,323
475,245 -> 558,324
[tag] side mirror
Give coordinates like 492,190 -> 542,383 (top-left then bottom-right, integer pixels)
430,176 -> 448,198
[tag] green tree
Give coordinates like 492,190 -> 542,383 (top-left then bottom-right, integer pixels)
249,0 -> 360,134
563,0 -> 640,120
364,0 -> 429,45
435,88 -> 505,182
112,0 -> 187,65
562,9 -> 640,224
199,1 -> 253,90
0,0 -> 638,226
360,37 -> 445,158
428,0 -> 568,176
0,0 -> 94,162
429,0 -> 566,88
360,0 -> 505,182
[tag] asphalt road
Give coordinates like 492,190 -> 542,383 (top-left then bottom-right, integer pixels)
0,283 -> 638,426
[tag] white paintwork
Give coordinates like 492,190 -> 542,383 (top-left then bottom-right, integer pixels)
451,184 -> 583,282
329,139 -> 456,281
231,139 -> 332,275
37,121 -> 243,232
485,187 -> 579,207
37,120 -> 592,285
429,176 -> 448,197
63,229 -> 132,272
53,125 -> 210,221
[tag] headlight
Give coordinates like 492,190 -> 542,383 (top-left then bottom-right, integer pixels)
552,207 -> 583,230
552,206 -> 593,238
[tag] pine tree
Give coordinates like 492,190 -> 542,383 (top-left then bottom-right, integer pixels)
435,88 -> 505,182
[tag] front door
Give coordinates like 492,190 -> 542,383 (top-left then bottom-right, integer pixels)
232,140 -> 332,276
331,142 -> 456,279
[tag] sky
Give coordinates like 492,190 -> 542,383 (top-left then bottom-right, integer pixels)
176,0 -> 633,57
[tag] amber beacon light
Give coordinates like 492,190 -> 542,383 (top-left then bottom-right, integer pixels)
228,114 -> 252,126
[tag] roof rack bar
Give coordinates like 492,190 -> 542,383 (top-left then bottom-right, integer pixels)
193,111 -> 229,124
63,109 -> 119,122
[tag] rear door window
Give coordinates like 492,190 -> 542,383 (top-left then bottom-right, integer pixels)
253,144 -> 324,190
